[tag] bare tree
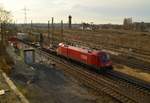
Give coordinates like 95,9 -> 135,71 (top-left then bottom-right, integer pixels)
0,7 -> 12,44
0,7 -> 12,23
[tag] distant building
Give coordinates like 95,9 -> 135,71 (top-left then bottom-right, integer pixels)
80,23 -> 91,30
80,22 -> 99,30
145,23 -> 150,32
123,18 -> 132,25
123,18 -> 133,30
133,22 -> 150,32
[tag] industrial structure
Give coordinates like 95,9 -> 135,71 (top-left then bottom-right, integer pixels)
68,15 -> 72,29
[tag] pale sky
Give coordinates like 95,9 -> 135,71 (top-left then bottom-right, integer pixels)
0,0 -> 150,24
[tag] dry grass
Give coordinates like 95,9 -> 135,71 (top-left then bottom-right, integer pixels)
0,42 -> 14,75
114,64 -> 150,83
49,29 -> 150,53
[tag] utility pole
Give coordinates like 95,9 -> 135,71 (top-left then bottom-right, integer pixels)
22,7 -> 29,24
22,7 -> 29,32
48,20 -> 50,39
51,17 -> 54,46
61,20 -> 63,42
30,20 -> 33,33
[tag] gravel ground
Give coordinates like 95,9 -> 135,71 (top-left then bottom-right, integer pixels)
6,42 -> 119,103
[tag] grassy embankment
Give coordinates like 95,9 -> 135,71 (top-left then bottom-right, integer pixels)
0,43 -> 14,75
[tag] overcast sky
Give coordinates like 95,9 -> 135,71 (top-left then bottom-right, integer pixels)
0,0 -> 150,24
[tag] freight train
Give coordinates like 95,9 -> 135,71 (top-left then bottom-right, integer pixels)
57,43 -> 112,71
9,33 -> 113,72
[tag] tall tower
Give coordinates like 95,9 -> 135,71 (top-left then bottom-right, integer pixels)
22,7 -> 28,24
68,15 -> 72,29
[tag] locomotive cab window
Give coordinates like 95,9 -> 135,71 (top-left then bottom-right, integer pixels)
101,53 -> 110,63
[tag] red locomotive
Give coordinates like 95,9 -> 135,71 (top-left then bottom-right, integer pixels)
57,43 -> 112,71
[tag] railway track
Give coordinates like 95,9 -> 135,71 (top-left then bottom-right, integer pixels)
103,71 -> 150,102
35,47 -> 150,103
18,40 -> 150,103
35,49 -> 136,103
111,55 -> 150,72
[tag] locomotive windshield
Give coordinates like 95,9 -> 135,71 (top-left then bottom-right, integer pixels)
101,53 -> 110,63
